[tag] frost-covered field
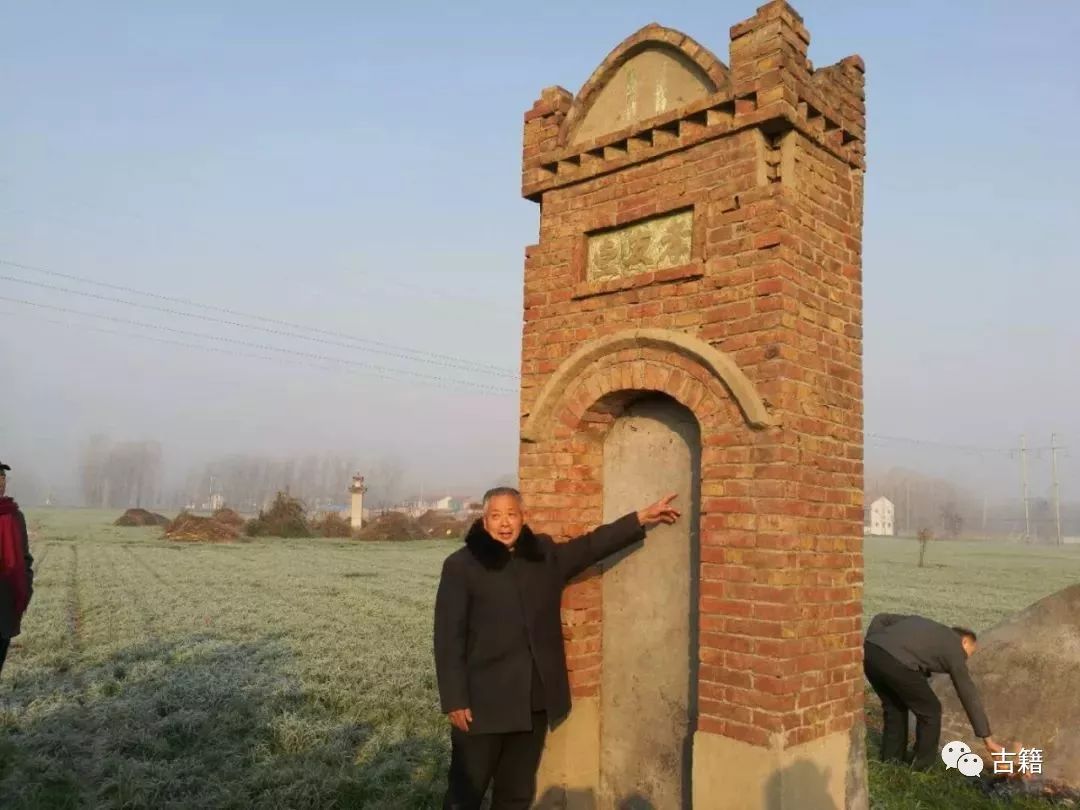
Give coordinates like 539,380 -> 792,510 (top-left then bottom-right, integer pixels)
2,511 -> 1078,809
1,510 -> 452,809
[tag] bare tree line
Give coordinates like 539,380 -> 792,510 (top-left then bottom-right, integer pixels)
868,467 -> 1079,540
176,454 -> 409,514
869,467 -> 992,538
79,435 -> 163,509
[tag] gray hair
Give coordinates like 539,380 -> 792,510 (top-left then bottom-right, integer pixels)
482,487 -> 522,508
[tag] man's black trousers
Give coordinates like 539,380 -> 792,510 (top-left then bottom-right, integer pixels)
0,637 -> 9,676
863,641 -> 942,769
443,712 -> 547,810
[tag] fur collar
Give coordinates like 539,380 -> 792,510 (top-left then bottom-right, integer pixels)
464,520 -> 544,569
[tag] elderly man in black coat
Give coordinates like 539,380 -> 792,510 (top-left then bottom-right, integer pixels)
434,486 -> 680,810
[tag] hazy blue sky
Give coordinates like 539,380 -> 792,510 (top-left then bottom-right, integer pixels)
2,1 -> 1078,503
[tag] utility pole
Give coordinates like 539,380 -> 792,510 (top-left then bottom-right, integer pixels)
905,479 -> 911,536
1052,433 -> 1063,546
1020,435 -> 1031,541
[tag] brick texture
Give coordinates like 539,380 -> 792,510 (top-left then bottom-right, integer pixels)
520,0 -> 865,752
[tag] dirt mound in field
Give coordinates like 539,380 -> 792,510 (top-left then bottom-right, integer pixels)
164,512 -> 240,543
416,510 -> 467,539
115,508 -> 169,527
356,511 -> 425,541
211,508 -> 245,528
312,512 -> 353,538
934,583 -> 1080,788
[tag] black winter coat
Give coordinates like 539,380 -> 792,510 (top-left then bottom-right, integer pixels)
0,507 -> 33,639
433,512 -> 644,735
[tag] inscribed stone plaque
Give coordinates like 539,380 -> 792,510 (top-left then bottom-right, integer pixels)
586,209 -> 693,282
571,48 -> 715,145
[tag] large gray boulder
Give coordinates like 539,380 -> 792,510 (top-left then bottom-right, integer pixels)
932,584 -> 1080,787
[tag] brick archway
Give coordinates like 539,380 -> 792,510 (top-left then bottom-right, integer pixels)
521,328 -> 775,446
519,334 -> 776,687
523,342 -> 777,805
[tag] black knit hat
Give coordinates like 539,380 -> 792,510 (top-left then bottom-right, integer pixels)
0,462 -> 9,474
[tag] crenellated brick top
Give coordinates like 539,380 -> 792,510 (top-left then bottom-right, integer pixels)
522,1 -> 865,201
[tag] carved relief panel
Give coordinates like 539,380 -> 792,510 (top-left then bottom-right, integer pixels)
585,208 -> 694,283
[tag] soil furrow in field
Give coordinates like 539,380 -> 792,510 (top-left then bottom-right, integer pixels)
123,542 -> 180,596
80,541 -> 123,651
65,544 -> 82,656
29,542 -> 50,576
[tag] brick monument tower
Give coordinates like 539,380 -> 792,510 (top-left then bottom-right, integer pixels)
517,2 -> 867,808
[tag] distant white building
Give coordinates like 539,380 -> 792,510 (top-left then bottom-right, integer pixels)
434,496 -> 464,512
869,496 -> 895,536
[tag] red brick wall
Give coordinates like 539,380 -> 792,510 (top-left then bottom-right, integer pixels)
519,0 -> 865,751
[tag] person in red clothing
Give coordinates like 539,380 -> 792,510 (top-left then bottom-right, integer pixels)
0,461 -> 34,676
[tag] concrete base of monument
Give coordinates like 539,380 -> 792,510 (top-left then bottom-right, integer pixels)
535,697 -> 600,810
534,700 -> 869,810
693,729 -> 866,810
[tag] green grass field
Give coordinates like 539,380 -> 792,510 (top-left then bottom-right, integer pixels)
2,510 -> 1079,809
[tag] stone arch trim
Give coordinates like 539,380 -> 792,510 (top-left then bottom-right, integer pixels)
558,23 -> 730,147
521,328 -> 775,443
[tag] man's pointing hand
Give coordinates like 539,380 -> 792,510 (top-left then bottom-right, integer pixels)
637,493 -> 681,528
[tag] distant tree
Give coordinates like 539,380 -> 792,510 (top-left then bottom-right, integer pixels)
1030,497 -> 1053,543
868,467 -> 980,538
78,436 -> 162,508
917,528 -> 934,568
368,457 -> 406,509
80,434 -> 111,508
182,452 -> 358,513
941,502 -> 963,538
105,440 -> 162,508
245,491 -> 311,538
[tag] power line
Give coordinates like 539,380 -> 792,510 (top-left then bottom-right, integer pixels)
0,307 -> 330,373
1,260 -> 1064,454
0,258 -> 517,377
1,271 -> 514,379
867,433 -> 1012,454
866,433 -> 1061,454
0,295 -> 517,396
0,210 -> 511,309
4,300 -> 516,397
